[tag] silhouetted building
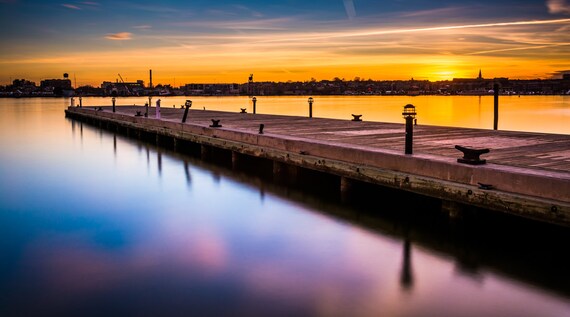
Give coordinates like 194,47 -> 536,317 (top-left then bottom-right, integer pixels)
183,83 -> 240,95
40,79 -> 72,90
101,80 -> 145,96
40,78 -> 73,96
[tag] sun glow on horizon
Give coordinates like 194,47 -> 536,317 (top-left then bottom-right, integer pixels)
1,2 -> 569,86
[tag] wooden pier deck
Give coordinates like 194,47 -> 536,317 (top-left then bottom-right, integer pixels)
65,105 -> 570,227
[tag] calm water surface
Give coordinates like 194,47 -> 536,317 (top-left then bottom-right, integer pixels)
98,94 -> 570,134
0,97 -> 569,317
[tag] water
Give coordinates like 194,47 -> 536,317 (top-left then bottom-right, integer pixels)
97,94 -> 570,134
0,97 -> 569,317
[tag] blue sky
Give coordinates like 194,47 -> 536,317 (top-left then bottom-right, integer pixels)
1,0 -> 569,85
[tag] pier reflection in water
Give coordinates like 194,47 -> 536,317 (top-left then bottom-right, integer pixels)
0,99 -> 569,317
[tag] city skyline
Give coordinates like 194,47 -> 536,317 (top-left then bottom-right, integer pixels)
1,0 -> 570,87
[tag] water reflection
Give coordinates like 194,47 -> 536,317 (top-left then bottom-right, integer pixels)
1,100 -> 570,317
157,151 -> 162,176
400,238 -> 414,292
184,160 -> 192,186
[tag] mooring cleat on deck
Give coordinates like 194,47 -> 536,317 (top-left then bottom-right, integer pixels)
210,119 -> 222,128
455,145 -> 490,165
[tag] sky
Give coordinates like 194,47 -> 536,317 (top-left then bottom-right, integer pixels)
1,0 -> 569,86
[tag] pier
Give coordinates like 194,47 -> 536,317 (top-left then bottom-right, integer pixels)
65,105 -> 570,227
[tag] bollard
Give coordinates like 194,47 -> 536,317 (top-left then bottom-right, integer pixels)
144,102 -> 149,117
240,108 -> 247,113
402,104 -> 417,155
112,97 -> 116,113
351,114 -> 362,121
252,96 -> 257,114
210,119 -> 222,127
259,124 -> 264,134
182,100 -> 192,123
308,97 -> 314,118
79,97 -> 83,108
455,145 -> 489,165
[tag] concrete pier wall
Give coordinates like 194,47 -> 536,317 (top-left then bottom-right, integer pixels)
65,107 -> 570,227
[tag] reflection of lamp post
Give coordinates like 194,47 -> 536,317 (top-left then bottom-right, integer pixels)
252,96 -> 257,114
400,238 -> 414,291
112,97 -> 116,113
308,96 -> 314,118
402,104 -> 417,155
182,100 -> 192,123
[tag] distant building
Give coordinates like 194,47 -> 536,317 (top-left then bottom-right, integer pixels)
183,83 -> 240,95
40,78 -> 73,96
101,80 -> 145,96
40,79 -> 72,90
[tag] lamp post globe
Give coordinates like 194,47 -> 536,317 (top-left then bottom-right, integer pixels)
402,104 -> 416,118
402,104 -> 417,155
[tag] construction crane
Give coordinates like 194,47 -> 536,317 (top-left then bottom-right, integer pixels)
117,73 -> 131,95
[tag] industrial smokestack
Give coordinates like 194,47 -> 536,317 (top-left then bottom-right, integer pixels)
149,69 -> 153,89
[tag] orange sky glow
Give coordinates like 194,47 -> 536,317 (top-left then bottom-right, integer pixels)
1,1 -> 569,87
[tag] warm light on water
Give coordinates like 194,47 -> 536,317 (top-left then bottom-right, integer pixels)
102,95 -> 570,134
0,97 -> 569,316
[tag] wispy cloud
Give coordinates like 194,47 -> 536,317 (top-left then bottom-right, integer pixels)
300,18 -> 570,41
343,0 -> 356,20
399,6 -> 468,18
547,0 -> 570,14
62,3 -> 81,10
467,43 -> 570,55
133,25 -> 152,30
105,32 -> 132,40
126,3 -> 179,14
81,1 -> 99,5
232,4 -> 264,18
172,17 -> 295,31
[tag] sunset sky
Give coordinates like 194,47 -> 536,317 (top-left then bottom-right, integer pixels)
1,0 -> 569,87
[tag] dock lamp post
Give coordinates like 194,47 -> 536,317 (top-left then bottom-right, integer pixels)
308,97 -> 314,118
112,97 -> 116,113
402,104 -> 417,155
182,100 -> 192,123
146,96 -> 152,117
252,97 -> 257,114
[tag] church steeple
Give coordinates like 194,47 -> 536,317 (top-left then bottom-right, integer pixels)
477,69 -> 483,80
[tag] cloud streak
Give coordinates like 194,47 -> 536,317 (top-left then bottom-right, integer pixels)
299,18 -> 570,41
62,3 -> 81,10
343,0 -> 356,20
105,32 -> 132,40
547,0 -> 570,14
467,43 -> 570,55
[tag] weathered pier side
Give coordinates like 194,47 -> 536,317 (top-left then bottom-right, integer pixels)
65,105 -> 570,227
